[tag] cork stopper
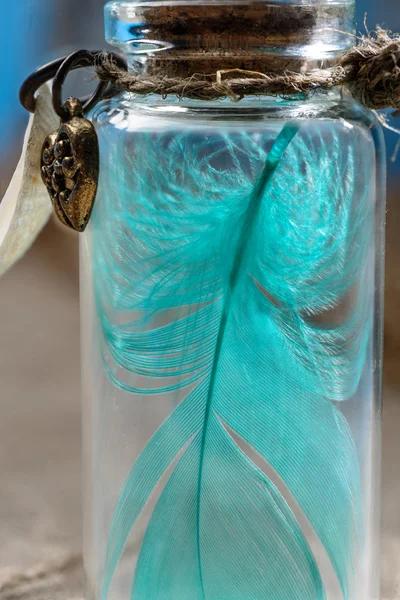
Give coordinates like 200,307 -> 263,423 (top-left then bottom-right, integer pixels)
105,1 -> 355,76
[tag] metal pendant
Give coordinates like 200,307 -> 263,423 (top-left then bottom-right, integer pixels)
41,98 -> 99,232
20,50 -> 126,232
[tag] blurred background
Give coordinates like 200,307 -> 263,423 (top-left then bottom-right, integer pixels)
0,1 -> 399,599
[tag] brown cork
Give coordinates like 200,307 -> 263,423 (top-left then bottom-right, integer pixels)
140,3 -> 348,41
127,3 -> 353,76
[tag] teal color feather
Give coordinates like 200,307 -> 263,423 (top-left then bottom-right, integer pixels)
133,417 -> 323,599
92,120 -> 372,599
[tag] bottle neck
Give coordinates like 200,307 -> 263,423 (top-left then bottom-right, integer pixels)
105,1 -> 355,76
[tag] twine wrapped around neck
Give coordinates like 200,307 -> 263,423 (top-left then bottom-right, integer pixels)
96,28 -> 400,109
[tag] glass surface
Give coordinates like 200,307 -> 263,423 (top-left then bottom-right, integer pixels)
82,89 -> 385,600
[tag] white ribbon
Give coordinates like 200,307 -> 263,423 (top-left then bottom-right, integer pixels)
0,84 -> 58,277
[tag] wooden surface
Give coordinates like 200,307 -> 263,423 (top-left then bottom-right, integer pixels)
0,217 -> 399,599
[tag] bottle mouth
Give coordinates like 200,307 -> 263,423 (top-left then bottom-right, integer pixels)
105,0 -> 356,75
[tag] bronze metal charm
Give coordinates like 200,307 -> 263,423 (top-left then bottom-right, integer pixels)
20,49 -> 126,231
20,50 -> 126,232
41,98 -> 99,232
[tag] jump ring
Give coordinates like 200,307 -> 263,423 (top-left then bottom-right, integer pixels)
52,50 -> 107,120
19,50 -> 127,116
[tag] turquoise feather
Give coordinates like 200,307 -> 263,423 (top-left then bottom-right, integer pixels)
91,120 -> 372,599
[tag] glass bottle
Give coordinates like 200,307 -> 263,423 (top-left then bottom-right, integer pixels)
81,1 -> 385,599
